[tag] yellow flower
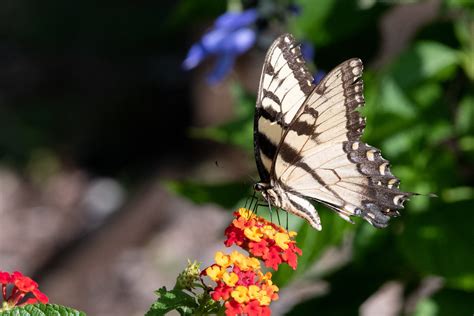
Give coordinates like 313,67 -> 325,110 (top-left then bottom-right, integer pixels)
263,280 -> 279,295
289,230 -> 297,237
246,257 -> 261,270
230,251 -> 246,266
262,225 -> 277,239
248,285 -> 261,300
257,290 -> 271,306
259,271 -> 272,281
215,251 -> 231,268
274,233 -> 290,250
231,286 -> 249,304
222,272 -> 239,287
205,265 -> 224,281
244,226 -> 263,242
238,208 -> 255,219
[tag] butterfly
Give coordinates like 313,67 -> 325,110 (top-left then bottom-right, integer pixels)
253,33 -> 411,230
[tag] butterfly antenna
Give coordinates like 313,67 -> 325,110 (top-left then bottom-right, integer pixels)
286,211 -> 289,231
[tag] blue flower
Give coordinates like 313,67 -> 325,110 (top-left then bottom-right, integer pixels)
314,70 -> 326,85
301,41 -> 314,63
183,9 -> 258,84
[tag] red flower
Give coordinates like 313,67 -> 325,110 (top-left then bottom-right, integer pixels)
224,299 -> 243,316
0,272 -> 12,284
223,208 -> 302,271
234,269 -> 256,287
244,299 -> 263,315
205,208 -> 303,315
249,239 -> 269,257
224,225 -> 245,247
0,270 -> 48,311
211,282 -> 233,301
13,272 -> 38,293
261,305 -> 271,316
263,248 -> 282,270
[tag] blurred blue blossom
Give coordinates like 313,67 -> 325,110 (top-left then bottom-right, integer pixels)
301,41 -> 325,85
301,41 -> 314,62
314,70 -> 326,84
183,9 -> 258,84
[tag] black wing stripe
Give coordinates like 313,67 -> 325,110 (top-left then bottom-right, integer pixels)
273,58 -> 411,228
278,142 -> 346,202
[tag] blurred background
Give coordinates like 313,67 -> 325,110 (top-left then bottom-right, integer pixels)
0,0 -> 472,315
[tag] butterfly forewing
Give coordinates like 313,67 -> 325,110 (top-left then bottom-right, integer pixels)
254,34 -> 314,183
271,58 -> 410,228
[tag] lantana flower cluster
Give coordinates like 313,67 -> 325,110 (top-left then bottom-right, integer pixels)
202,208 -> 302,315
225,208 -> 302,270
203,251 -> 278,316
0,271 -> 49,311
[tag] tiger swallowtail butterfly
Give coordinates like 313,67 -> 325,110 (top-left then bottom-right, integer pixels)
253,33 -> 411,230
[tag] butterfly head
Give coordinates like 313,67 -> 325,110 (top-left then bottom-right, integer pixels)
254,182 -> 279,206
253,182 -> 270,192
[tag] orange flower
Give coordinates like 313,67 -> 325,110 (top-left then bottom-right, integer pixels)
224,209 -> 302,271
203,208 -> 302,315
203,249 -> 279,316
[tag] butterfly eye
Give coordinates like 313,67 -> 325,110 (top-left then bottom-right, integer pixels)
254,183 -> 267,191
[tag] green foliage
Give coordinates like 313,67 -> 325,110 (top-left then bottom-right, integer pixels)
164,180 -> 250,209
399,200 -> 474,291
190,84 -> 255,151
146,262 -> 222,316
169,0 -> 474,314
0,304 -> 85,316
273,209 -> 354,287
146,287 -> 199,316
413,288 -> 474,316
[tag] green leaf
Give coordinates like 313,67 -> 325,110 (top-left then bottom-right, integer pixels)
413,288 -> 474,316
293,0 -> 386,46
398,200 -> 474,291
273,207 -> 353,287
411,82 -> 442,109
190,118 -> 253,150
455,95 -> 474,135
378,75 -> 417,119
146,287 -> 198,316
164,180 -> 249,209
390,41 -> 459,88
0,304 -> 85,316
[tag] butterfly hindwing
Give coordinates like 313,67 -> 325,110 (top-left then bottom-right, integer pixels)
271,58 -> 410,228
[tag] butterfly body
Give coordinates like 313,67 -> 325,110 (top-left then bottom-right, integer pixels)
254,34 -> 410,230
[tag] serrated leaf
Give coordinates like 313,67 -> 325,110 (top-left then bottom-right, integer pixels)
0,304 -> 85,316
146,287 -> 198,316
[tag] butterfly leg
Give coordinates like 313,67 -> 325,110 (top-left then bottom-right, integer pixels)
265,198 -> 273,223
275,207 -> 282,227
